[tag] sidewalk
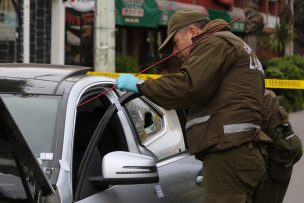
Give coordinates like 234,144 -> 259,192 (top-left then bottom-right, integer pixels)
283,110 -> 304,203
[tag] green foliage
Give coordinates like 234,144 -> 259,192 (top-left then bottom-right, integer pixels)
115,55 -> 140,73
265,55 -> 304,112
269,21 -> 293,56
294,0 -> 304,46
266,56 -> 304,79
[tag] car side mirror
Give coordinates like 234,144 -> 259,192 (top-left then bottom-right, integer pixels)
90,151 -> 159,185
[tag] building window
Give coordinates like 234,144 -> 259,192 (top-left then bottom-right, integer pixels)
269,2 -> 277,15
116,26 -> 165,72
234,0 -> 244,8
65,7 -> 94,67
0,0 -> 18,63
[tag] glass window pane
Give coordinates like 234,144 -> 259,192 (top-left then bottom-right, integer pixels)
1,95 -> 59,157
125,97 -> 186,160
0,1 -> 18,63
125,98 -> 163,145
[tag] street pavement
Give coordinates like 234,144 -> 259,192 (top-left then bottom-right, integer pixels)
283,110 -> 304,203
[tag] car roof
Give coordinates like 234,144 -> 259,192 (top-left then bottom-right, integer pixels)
0,63 -> 91,95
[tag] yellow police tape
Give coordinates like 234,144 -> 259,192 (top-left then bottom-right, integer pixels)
87,71 -> 160,80
264,79 -> 304,89
87,72 -> 304,90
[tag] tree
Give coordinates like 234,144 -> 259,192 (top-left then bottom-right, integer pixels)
294,0 -> 304,47
269,0 -> 293,56
243,0 -> 264,52
244,0 -> 264,34
269,21 -> 292,56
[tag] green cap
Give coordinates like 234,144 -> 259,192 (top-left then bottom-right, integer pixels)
159,10 -> 209,54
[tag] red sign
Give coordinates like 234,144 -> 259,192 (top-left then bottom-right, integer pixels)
65,9 -> 94,26
214,0 -> 233,6
65,0 -> 95,12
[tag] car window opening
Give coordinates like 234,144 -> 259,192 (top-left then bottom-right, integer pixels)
73,92 -> 128,200
125,98 -> 186,160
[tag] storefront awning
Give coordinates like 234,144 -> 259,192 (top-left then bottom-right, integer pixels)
207,9 -> 232,23
115,0 -> 208,28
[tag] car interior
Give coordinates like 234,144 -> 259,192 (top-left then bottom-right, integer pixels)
73,90 -> 128,200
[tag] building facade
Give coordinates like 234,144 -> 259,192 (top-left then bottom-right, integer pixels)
0,0 -> 286,70
0,0 -> 51,63
0,0 -> 19,63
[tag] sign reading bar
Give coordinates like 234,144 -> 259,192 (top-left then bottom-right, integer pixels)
115,0 -> 208,27
115,0 -> 159,28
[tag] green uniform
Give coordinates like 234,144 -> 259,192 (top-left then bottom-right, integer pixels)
140,19 -> 271,203
255,89 -> 303,203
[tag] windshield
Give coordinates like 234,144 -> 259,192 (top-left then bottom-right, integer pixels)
0,94 -> 60,200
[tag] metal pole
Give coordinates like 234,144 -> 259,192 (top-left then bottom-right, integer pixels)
51,0 -> 65,65
23,0 -> 30,63
266,0 -> 269,28
94,0 -> 115,72
11,0 -> 22,62
285,0 -> 294,56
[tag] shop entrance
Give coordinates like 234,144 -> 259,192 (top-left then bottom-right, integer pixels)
65,6 -> 94,67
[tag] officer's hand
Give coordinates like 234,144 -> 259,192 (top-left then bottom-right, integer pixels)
116,74 -> 139,93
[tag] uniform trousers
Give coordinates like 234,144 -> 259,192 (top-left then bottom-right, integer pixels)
202,142 -> 266,203
254,178 -> 290,203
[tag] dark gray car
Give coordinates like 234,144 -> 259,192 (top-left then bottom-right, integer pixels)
0,64 -> 203,203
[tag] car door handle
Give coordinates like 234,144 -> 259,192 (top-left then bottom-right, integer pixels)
196,168 -> 203,186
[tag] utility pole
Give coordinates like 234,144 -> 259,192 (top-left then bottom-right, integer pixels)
23,0 -> 30,63
51,0 -> 65,65
285,0 -> 294,56
94,0 -> 115,72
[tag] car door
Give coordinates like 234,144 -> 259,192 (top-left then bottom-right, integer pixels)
74,91 -> 159,202
122,95 -> 204,203
0,97 -> 55,202
74,91 -> 204,203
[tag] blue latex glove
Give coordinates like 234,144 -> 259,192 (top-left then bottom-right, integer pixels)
116,74 -> 139,93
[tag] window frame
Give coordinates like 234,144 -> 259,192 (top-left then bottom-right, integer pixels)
123,96 -> 186,161
124,96 -> 165,147
74,92 -> 138,201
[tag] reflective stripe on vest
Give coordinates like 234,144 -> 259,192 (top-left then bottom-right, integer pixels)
185,115 -> 211,130
224,123 -> 260,134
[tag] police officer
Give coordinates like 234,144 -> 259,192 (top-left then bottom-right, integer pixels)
255,89 -> 303,203
117,10 -> 271,203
